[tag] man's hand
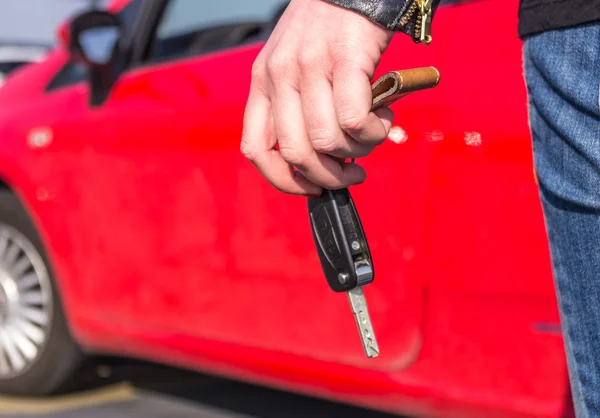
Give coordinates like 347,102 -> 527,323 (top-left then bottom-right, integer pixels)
241,0 -> 395,196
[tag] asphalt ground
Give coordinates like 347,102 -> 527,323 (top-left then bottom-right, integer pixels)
0,358 -> 402,418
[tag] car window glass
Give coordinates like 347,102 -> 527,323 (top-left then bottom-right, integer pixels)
117,0 -> 145,41
46,0 -> 144,92
0,62 -> 28,88
45,61 -> 88,92
148,0 -> 288,64
0,62 -> 27,76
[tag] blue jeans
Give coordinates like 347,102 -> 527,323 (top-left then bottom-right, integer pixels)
524,23 -> 600,417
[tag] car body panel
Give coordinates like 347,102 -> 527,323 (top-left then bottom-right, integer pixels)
0,0 -> 572,417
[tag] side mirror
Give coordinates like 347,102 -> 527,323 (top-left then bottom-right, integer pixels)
68,10 -> 122,106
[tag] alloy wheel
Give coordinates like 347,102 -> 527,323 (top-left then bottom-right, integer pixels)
0,223 -> 52,379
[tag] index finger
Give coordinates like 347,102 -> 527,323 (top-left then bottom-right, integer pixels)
241,87 -> 322,196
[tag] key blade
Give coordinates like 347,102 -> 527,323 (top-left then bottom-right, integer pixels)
347,287 -> 380,358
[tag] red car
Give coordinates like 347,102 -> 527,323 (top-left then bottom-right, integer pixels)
0,0 -> 571,417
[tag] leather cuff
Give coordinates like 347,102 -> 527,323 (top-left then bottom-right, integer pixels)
324,0 -> 440,41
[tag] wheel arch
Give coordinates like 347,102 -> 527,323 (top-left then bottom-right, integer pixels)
0,175 -> 84,394
0,177 -> 11,192
0,174 -> 78,340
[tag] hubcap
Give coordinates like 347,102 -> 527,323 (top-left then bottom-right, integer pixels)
0,224 -> 52,379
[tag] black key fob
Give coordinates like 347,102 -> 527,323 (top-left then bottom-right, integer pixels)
308,188 -> 374,293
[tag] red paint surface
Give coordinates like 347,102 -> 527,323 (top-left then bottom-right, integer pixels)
0,0 -> 572,417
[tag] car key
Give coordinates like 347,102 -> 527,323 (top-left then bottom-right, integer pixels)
308,187 -> 380,357
307,67 -> 441,358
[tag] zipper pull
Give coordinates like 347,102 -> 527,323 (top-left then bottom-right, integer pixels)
418,0 -> 433,45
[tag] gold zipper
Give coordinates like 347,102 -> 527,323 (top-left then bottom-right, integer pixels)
398,0 -> 419,28
417,0 -> 433,45
399,0 -> 433,45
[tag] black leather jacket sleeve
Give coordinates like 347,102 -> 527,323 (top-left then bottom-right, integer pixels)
324,0 -> 441,42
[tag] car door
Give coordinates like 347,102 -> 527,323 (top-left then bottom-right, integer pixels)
45,0 -> 433,371
56,0 -> 288,334
11,0 -> 148,325
401,0 -> 566,405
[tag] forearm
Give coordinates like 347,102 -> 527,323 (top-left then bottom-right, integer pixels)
324,0 -> 441,44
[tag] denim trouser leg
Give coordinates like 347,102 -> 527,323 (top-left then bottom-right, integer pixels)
523,23 -> 600,417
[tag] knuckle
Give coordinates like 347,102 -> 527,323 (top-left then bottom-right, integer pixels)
339,114 -> 366,134
297,49 -> 321,71
331,49 -> 365,70
240,138 -> 259,162
251,59 -> 265,81
279,146 -> 309,168
266,53 -> 296,78
309,130 -> 339,154
313,140 -> 339,155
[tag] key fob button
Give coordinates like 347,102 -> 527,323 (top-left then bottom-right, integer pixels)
355,261 -> 374,286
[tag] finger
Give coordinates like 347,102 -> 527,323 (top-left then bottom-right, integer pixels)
373,106 -> 394,133
241,87 -> 321,195
332,68 -> 393,146
270,81 -> 366,190
300,69 -> 375,159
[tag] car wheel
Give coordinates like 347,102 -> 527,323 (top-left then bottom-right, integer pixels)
0,190 -> 83,396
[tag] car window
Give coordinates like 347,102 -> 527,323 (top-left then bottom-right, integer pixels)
46,0 -> 145,92
0,62 -> 29,88
147,0 -> 288,64
0,62 -> 28,76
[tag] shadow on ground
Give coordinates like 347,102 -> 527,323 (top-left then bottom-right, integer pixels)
62,357 -> 401,418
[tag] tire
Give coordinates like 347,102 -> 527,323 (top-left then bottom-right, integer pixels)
0,189 -> 83,396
